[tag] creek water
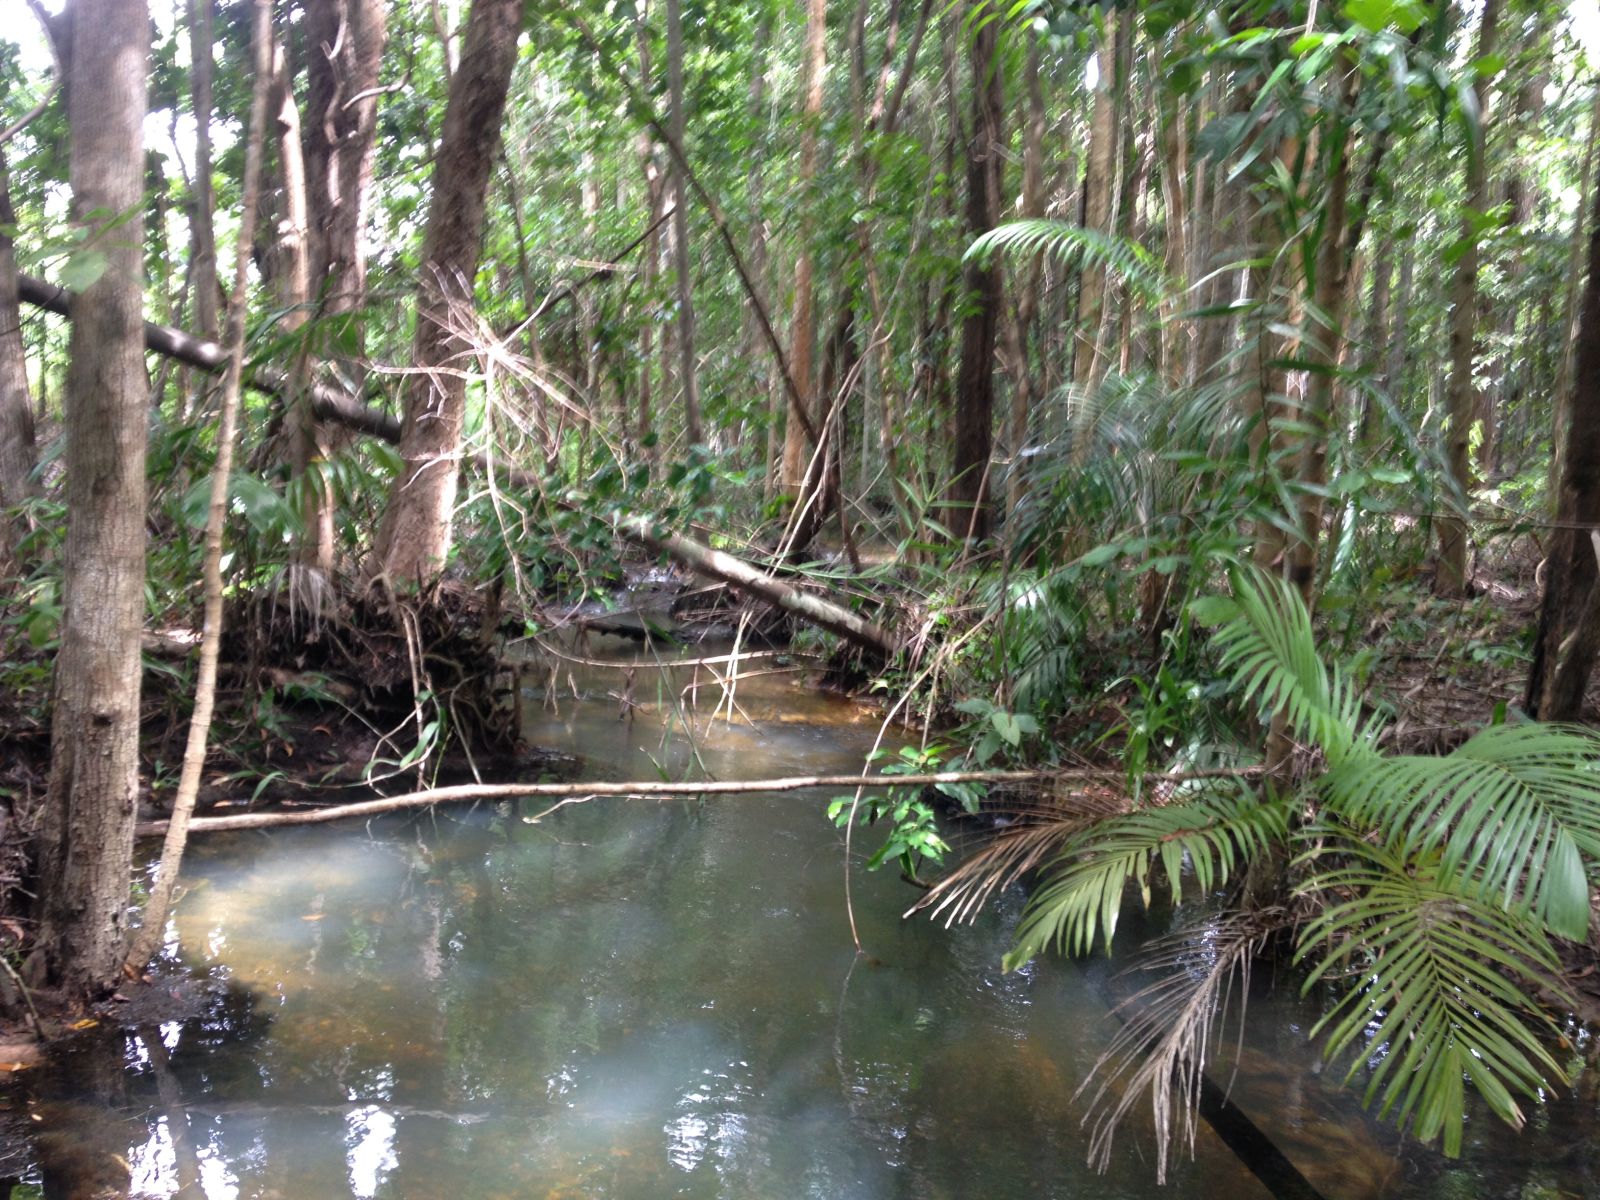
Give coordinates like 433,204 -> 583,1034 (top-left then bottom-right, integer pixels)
9,635 -> 1600,1198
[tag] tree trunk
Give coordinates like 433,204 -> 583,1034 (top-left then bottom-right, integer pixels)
1526,160 -> 1600,720
1549,85 -> 1600,505
302,0 -> 387,328
1286,68 -> 1356,606
188,0 -> 219,343
948,6 -> 1002,544
35,0 -> 150,1005
1436,0 -> 1501,596
1073,10 -> 1118,398
781,0 -> 827,497
268,37 -> 336,570
126,0 -> 274,976
373,0 -> 521,585
665,0 -> 701,446
1002,32 -> 1045,522
0,147 -> 37,571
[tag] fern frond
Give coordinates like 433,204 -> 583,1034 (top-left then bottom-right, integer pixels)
965,219 -> 1165,304
1324,722 -> 1600,939
1005,785 -> 1289,966
1295,841 -> 1570,1156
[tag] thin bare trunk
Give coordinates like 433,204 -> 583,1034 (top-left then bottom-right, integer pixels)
1002,34 -> 1045,521
0,147 -> 36,570
782,0 -> 827,496
665,0 -> 701,445
948,2 -> 1002,544
1436,0 -> 1501,596
269,38 -> 335,570
126,0 -> 273,975
188,0 -> 218,343
1073,11 -> 1118,398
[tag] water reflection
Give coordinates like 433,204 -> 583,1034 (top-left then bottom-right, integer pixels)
8,637 -> 1599,1197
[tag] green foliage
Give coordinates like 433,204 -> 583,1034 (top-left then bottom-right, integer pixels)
1009,566 -> 1600,1157
829,745 -> 962,882
965,219 -> 1165,304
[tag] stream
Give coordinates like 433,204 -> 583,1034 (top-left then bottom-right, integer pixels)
8,633 -> 1600,1198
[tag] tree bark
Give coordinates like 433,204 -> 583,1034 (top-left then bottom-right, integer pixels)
1073,11 -> 1118,397
126,0 -> 274,976
781,0 -> 827,497
665,0 -> 701,446
302,0 -> 387,328
1436,0 -> 1501,596
1526,161 -> 1600,719
948,6 -> 1002,544
373,0 -> 521,585
1550,85 -> 1600,506
188,0 -> 219,343
36,0 -> 150,1004
268,36 -> 336,570
0,147 -> 37,571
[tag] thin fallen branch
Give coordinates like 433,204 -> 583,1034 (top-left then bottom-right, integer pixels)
134,766 -> 1264,838
17,272 -> 402,443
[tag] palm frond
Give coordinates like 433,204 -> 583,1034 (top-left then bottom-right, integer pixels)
1078,909 -> 1291,1183
965,219 -> 1166,304
1294,841 -> 1571,1156
1005,784 -> 1289,967
1191,565 -> 1376,766
909,810 -> 1100,929
1324,722 -> 1600,940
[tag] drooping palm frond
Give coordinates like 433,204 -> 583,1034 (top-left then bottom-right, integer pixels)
1325,723 -> 1600,940
908,791 -> 1126,929
965,219 -> 1166,304
1191,565 -> 1376,766
1005,783 -> 1289,967
1077,909 -> 1291,1183
1294,840 -> 1571,1157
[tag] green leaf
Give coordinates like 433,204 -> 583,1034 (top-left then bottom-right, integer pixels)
60,248 -> 109,292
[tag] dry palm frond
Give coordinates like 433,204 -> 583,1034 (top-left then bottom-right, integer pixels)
1077,907 -> 1293,1182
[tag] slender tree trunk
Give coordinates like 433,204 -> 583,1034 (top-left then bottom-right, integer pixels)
1436,0 -> 1501,596
782,0 -> 827,496
1072,10 -> 1118,398
188,0 -> 219,343
302,0 -> 387,328
1286,70 -> 1356,606
1550,86 -> 1600,504
948,4 -> 1002,544
745,15 -> 778,493
269,37 -> 335,571
35,0 -> 150,1005
374,0 -> 521,585
1526,164 -> 1600,719
1002,33 -> 1045,522
665,0 -> 701,446
0,148 -> 36,571
126,0 -> 273,976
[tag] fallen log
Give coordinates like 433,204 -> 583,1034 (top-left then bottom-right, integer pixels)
615,516 -> 897,656
133,766 -> 1263,838
21,273 -> 898,656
